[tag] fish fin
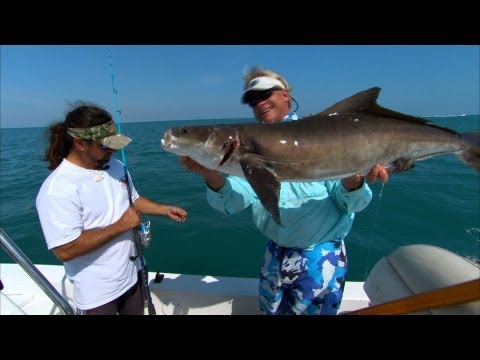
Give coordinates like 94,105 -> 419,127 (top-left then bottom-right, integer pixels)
240,157 -> 282,226
386,157 -> 416,173
312,87 -> 457,132
458,132 -> 480,171
316,87 -> 383,116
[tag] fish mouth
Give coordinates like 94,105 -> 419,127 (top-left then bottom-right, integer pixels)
161,129 -> 173,148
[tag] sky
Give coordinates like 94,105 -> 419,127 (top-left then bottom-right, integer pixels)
1,45 -> 478,128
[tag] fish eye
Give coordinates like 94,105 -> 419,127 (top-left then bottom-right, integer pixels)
181,127 -> 188,135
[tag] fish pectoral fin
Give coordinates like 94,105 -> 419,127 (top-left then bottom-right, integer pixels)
386,157 -> 416,173
240,158 -> 282,226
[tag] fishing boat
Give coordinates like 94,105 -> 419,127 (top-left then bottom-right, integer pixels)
1,227 -> 478,315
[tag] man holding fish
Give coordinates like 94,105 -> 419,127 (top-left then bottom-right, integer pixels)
177,67 -> 388,315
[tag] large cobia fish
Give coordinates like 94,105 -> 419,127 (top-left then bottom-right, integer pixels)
161,87 -> 479,225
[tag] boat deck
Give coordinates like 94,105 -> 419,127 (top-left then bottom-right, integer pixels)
0,263 -> 370,315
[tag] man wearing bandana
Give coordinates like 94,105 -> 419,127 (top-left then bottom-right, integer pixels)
36,102 -> 188,315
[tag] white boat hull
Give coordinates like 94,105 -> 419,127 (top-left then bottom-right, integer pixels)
0,263 -> 369,315
1,244 -> 478,315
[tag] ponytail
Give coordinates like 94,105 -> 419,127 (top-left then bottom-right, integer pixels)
44,122 -> 73,170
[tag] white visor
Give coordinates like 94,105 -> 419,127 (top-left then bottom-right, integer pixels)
241,76 -> 286,103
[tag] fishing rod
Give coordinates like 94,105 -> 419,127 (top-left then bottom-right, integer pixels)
107,48 -> 156,315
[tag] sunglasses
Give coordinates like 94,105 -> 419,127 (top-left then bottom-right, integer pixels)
83,139 -> 112,151
98,143 -> 111,150
245,89 -> 277,108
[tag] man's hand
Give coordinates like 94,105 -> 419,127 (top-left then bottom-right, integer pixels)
165,206 -> 188,222
342,164 -> 389,191
179,156 -> 225,191
365,164 -> 389,184
179,156 -> 209,175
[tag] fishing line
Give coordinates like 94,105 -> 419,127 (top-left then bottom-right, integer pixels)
363,182 -> 385,280
107,48 -> 156,315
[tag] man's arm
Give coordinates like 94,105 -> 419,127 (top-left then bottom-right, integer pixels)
179,156 -> 254,215
133,196 -> 187,222
179,156 -> 225,190
53,206 -> 141,262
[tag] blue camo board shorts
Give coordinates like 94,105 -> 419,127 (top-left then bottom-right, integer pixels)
259,238 -> 347,315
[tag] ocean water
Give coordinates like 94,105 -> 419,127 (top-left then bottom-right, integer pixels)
1,116 -> 479,281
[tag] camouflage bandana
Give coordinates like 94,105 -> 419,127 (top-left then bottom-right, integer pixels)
67,120 -> 132,150
67,120 -> 118,140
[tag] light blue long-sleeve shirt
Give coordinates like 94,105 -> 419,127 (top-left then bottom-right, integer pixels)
205,111 -> 373,249
207,176 -> 372,249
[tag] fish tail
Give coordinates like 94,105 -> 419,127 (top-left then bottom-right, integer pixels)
458,132 -> 480,171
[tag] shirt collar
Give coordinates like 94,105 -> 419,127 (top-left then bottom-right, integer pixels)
283,111 -> 299,122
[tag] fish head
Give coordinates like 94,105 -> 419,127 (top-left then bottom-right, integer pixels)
161,125 -> 240,172
162,126 -> 211,155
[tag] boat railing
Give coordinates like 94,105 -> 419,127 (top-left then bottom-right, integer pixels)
0,227 -> 75,315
